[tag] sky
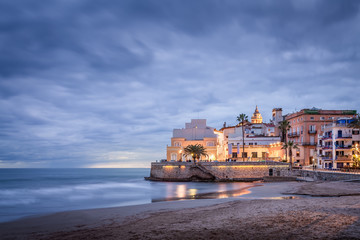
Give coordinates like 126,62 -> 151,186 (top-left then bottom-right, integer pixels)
0,0 -> 359,168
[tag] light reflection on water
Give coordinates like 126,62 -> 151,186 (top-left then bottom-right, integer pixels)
151,182 -> 257,202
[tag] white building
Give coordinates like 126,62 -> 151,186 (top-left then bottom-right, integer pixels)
317,118 -> 359,169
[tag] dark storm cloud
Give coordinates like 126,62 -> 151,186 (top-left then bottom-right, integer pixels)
0,0 -> 360,167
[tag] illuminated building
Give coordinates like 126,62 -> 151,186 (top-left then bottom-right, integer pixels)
166,119 -> 219,161
285,108 -> 357,166
317,118 -> 360,169
221,106 -> 283,161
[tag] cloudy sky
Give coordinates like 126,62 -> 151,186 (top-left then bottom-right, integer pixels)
1,0 -> 359,168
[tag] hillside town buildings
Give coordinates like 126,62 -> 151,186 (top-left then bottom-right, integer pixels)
165,107 -> 358,169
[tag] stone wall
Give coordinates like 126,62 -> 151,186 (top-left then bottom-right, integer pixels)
297,170 -> 360,181
148,161 -> 291,181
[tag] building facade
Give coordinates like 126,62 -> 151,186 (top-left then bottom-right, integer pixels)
317,118 -> 360,169
285,109 -> 357,166
166,119 -> 219,161
164,107 -> 357,168
221,106 -> 283,161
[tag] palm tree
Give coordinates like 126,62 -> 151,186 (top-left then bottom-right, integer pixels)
282,141 -> 298,171
236,113 -> 248,161
279,120 -> 291,162
183,144 -> 208,163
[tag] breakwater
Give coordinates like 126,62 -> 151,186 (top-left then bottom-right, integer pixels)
146,161 -> 292,182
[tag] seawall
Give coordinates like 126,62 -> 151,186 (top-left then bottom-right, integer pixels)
146,161 -> 292,182
296,169 -> 360,181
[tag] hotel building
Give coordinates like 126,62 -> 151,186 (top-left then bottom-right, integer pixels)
317,118 -> 360,169
285,109 -> 357,166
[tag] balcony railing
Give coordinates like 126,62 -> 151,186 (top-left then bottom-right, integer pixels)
335,145 -> 352,149
336,156 -> 351,161
302,142 -> 316,146
308,130 -> 317,134
336,134 -> 352,139
320,145 -> 332,149
288,132 -> 300,137
320,135 -> 332,140
320,155 -> 352,161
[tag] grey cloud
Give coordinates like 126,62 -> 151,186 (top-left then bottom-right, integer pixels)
1,0 -> 360,167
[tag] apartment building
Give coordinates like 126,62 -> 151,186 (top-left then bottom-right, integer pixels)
318,118 -> 360,169
285,108 -> 357,166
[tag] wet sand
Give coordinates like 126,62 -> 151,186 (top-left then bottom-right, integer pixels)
1,181 -> 360,240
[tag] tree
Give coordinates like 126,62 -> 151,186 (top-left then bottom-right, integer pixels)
279,120 -> 291,162
282,140 -> 298,171
236,113 -> 248,161
183,144 -> 208,163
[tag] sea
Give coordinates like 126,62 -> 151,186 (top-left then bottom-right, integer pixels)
0,168 -> 254,223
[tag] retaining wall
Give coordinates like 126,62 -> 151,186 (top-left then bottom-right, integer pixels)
297,170 -> 360,181
148,161 -> 292,181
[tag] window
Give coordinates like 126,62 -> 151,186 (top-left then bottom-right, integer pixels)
301,126 -> 304,134
252,152 -> 258,158
310,117 -> 314,120
296,150 -> 300,157
206,141 -> 214,146
249,143 -> 253,145
329,117 -> 333,120
255,142 -> 257,145
232,153 -> 237,158
174,142 -> 182,147
320,117 -> 325,120
336,151 -> 344,156
353,130 -> 359,135
171,153 -> 177,161
242,152 -> 247,158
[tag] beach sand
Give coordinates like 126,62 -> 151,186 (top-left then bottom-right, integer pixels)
1,181 -> 360,240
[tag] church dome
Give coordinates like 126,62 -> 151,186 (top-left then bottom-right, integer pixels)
251,106 -> 263,123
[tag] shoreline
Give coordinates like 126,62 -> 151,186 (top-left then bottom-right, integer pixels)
1,181 -> 360,239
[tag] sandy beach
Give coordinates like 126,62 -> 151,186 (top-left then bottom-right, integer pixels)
1,181 -> 360,240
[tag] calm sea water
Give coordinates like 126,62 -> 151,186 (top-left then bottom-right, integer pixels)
0,168 -> 253,223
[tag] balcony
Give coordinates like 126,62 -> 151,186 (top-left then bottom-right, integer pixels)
288,132 -> 300,138
335,134 -> 352,139
335,145 -> 352,149
320,135 -> 332,140
336,156 -> 351,161
308,130 -> 317,134
302,142 -> 316,146
320,145 -> 332,150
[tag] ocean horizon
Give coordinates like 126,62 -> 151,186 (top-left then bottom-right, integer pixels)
0,168 -> 253,223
